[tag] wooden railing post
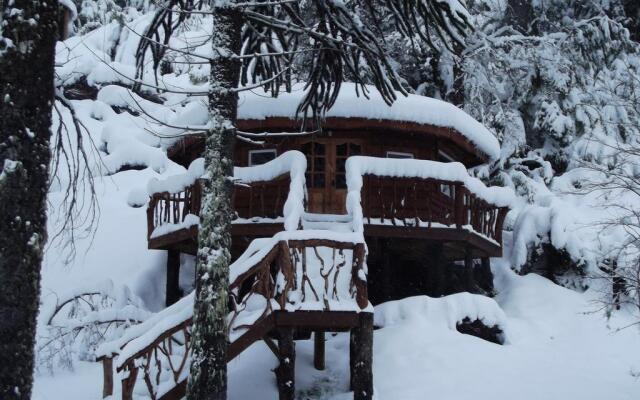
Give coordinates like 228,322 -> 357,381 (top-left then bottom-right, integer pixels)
494,207 -> 509,244
99,356 -> 114,398
146,196 -> 155,240
454,184 -> 465,228
353,243 -> 368,309
121,362 -> 138,400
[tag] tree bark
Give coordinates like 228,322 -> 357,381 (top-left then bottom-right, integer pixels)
186,3 -> 242,400
0,1 -> 58,399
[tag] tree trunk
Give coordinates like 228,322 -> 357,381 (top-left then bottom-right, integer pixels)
0,1 -> 59,398
186,3 -> 242,400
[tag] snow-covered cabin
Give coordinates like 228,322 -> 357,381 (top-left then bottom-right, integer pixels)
101,85 -> 514,400
149,84 -> 512,306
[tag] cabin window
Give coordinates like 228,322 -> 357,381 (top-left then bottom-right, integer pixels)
302,142 -> 326,188
335,143 -> 362,188
437,150 -> 455,162
386,151 -> 414,159
249,149 -> 277,166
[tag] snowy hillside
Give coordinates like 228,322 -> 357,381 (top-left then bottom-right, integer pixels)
30,2 -> 640,400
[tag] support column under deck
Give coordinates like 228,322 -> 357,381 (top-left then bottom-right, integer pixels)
350,313 -> 373,400
276,327 -> 295,400
166,249 -> 182,306
314,331 -> 325,370
477,257 -> 494,295
463,247 -> 479,294
431,244 -> 445,297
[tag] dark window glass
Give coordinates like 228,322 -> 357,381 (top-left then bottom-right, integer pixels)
335,174 -> 346,189
249,149 -> 277,166
336,143 -> 347,156
386,151 -> 414,159
350,144 -> 362,155
314,157 -> 325,171
313,174 -> 325,187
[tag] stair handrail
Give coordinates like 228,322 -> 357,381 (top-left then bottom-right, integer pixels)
97,231 -> 368,399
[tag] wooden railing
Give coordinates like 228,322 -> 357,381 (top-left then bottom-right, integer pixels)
147,179 -> 203,240
101,237 -> 367,400
233,173 -> 291,220
147,175 -> 292,241
360,176 -> 509,243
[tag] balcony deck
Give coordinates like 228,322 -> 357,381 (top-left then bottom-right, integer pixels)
146,173 -> 508,260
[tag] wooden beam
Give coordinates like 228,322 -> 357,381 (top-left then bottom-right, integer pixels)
363,226 -> 503,258
274,310 -> 361,331
276,327 -> 296,400
350,313 -> 374,400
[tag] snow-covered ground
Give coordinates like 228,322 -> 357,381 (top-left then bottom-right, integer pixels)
35,254 -> 640,399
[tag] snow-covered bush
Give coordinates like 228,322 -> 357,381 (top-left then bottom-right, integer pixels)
37,279 -> 150,372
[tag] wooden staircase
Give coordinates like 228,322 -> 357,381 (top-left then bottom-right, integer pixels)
98,236 -> 373,400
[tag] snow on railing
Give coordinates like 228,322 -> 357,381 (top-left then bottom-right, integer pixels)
146,150 -> 307,240
234,150 -> 307,231
345,156 -> 515,239
97,230 -> 368,399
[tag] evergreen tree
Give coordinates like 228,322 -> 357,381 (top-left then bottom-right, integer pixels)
0,1 -> 60,398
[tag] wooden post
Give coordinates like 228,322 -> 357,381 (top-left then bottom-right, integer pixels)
477,257 -> 494,295
166,249 -> 181,306
350,313 -> 373,400
276,327 -> 295,400
464,247 -> 477,294
101,357 -> 113,398
432,245 -> 446,297
381,239 -> 392,302
353,243 -> 368,309
121,363 -> 138,400
454,184 -> 465,228
314,331 -> 325,370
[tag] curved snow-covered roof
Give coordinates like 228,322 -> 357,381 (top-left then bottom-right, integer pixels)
237,83 -> 500,161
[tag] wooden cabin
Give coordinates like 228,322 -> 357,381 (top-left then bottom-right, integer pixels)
101,87 -> 511,400
148,86 -> 509,306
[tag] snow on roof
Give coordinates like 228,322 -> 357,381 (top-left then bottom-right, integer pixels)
238,83 -> 500,161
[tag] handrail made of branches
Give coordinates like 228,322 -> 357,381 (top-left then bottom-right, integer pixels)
100,236 -> 367,399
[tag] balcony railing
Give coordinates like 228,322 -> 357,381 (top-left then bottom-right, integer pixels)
346,157 -> 514,244
146,155 -> 513,247
359,176 -> 509,243
146,151 -> 307,244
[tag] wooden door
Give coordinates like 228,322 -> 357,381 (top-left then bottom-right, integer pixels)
302,139 -> 361,214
